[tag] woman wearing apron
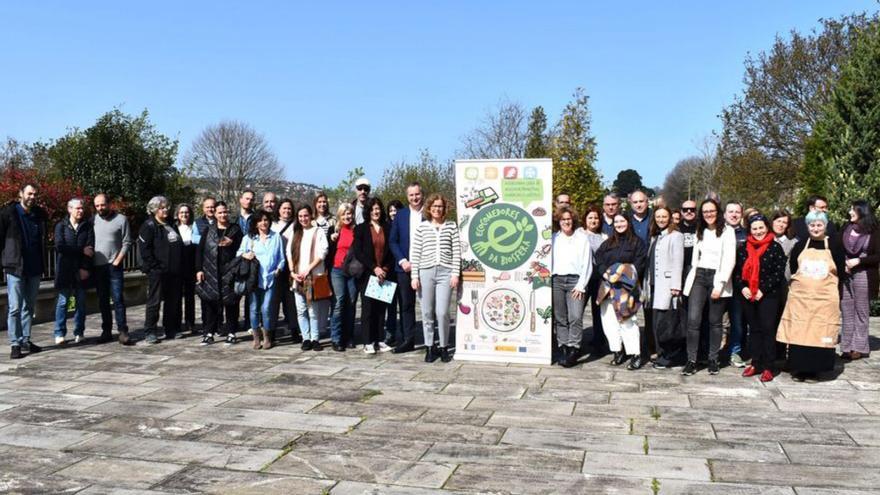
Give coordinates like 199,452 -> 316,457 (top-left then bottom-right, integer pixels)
777,211 -> 845,382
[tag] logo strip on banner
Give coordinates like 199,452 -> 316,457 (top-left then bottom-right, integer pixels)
454,159 -> 553,365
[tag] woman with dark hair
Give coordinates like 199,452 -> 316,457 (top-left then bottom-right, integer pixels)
271,198 -> 300,344
681,198 -> 736,376
237,209 -> 286,349
581,204 -> 608,357
288,204 -> 330,351
840,200 -> 879,360
645,206 -> 684,369
383,199 -> 405,347
778,211 -> 845,381
352,197 -> 395,353
175,203 -> 197,336
313,192 -> 336,240
733,215 -> 787,382
771,209 -> 798,280
595,214 -> 647,369
196,201 -> 244,345
551,206 -> 592,367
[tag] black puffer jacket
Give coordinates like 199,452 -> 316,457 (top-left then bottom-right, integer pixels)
0,201 -> 47,277
195,223 -> 244,304
54,218 -> 94,290
138,218 -> 182,275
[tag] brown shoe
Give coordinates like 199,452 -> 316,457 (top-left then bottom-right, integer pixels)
252,328 -> 263,349
262,329 -> 273,350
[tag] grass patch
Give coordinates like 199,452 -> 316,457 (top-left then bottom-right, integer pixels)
628,418 -> 634,435
651,478 -> 661,495
360,389 -> 382,402
650,406 -> 661,420
642,436 -> 649,455
259,438 -> 298,472
706,459 -> 716,482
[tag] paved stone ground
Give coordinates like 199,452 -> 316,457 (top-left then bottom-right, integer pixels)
0,304 -> 879,494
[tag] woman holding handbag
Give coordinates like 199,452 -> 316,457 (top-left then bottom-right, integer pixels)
352,197 -> 395,354
329,203 -> 357,351
236,210 -> 286,350
287,204 -> 331,351
645,206 -> 685,369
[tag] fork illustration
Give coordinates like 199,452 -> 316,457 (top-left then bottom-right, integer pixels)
471,289 -> 479,330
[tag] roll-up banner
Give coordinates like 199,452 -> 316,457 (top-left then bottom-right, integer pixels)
454,159 -> 553,365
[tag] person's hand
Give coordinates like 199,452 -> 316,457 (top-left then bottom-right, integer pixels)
670,289 -> 680,296
242,252 -> 255,261
196,271 -> 205,283
754,289 -> 764,301
741,287 -> 752,300
711,288 -> 722,300
79,269 -> 90,281
111,258 -> 122,267
450,275 -> 460,290
846,258 -> 860,269
401,260 -> 412,273
412,279 -> 421,291
83,246 -> 94,257
218,236 -> 232,247
571,288 -> 584,300
374,267 -> 386,283
296,270 -> 309,281
331,232 -> 339,242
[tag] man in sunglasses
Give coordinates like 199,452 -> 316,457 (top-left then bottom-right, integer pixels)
679,199 -> 698,279
351,177 -> 372,225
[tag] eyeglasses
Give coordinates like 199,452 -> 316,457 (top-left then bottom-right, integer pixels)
682,207 -> 696,213
430,205 -> 445,210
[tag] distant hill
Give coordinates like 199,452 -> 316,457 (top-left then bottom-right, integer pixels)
188,177 -> 325,205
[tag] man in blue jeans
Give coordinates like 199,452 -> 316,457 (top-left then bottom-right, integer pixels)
724,201 -> 748,367
0,183 -> 46,359
93,193 -> 132,345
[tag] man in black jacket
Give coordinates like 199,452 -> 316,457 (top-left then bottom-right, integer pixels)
0,183 -> 46,359
794,195 -> 838,240
138,196 -> 183,344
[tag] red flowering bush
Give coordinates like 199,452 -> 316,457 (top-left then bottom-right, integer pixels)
0,168 -> 90,238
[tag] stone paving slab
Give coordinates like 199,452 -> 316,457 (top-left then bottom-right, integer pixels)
0,303 -> 877,493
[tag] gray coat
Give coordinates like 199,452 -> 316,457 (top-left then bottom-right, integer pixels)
648,230 -> 684,310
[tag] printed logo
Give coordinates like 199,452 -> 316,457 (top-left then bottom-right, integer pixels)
468,203 -> 538,271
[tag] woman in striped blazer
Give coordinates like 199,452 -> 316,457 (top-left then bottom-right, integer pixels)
411,193 -> 462,363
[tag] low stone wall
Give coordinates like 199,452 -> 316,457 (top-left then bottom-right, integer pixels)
0,272 -> 149,331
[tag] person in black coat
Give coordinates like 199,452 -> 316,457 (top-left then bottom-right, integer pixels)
195,201 -> 244,345
138,196 -> 183,344
53,198 -> 95,345
351,197 -> 395,353
732,215 -> 788,382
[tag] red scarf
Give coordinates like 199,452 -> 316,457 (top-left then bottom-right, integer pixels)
741,232 -> 775,301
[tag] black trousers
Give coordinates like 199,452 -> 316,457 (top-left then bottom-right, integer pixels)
652,308 -> 685,365
396,270 -> 418,346
182,275 -> 196,330
588,276 -> 608,353
686,268 -> 727,362
740,294 -> 780,371
361,292 -> 388,345
201,298 -> 240,336
144,272 -> 182,338
272,270 -> 299,336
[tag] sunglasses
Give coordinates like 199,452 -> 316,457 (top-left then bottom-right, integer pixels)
356,185 -> 370,191
682,207 -> 696,213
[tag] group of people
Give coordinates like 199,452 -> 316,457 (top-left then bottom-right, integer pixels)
1,180 -> 462,365
551,190 -> 879,381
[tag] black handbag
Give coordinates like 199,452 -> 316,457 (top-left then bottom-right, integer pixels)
342,248 -> 364,278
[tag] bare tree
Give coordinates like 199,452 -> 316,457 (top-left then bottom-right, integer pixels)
459,98 -> 527,159
183,120 -> 284,202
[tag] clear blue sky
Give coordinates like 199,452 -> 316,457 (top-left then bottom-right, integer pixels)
1,1 -> 876,191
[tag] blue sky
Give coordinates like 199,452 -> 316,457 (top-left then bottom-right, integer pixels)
1,1 -> 875,190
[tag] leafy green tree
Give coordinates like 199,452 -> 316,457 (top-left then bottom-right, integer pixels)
524,106 -> 548,159
374,149 -> 454,212
612,169 -> 644,197
48,109 -> 191,219
550,88 -> 603,209
323,166 -> 366,209
805,22 -> 880,222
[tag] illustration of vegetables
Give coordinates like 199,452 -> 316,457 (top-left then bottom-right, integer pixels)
493,272 -> 511,283
459,303 -> 471,315
536,306 -> 553,324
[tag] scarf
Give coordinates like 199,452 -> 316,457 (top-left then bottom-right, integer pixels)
843,223 -> 870,257
741,232 -> 775,301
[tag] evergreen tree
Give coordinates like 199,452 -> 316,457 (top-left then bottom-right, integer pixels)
550,88 -> 603,209
805,23 -> 880,221
524,106 -> 548,159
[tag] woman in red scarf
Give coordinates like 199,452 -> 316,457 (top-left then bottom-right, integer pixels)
733,215 -> 788,382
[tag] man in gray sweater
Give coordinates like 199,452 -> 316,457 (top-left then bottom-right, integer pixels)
93,194 -> 132,345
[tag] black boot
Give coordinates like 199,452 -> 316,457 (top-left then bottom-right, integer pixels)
610,351 -> 627,366
97,331 -> 113,344
439,346 -> 452,363
425,345 -> 439,363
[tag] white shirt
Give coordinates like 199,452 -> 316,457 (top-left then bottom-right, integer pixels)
178,224 -> 193,246
551,229 -> 593,292
407,206 -> 424,261
286,226 -> 328,276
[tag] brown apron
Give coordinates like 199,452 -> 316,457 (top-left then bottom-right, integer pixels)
777,238 -> 840,348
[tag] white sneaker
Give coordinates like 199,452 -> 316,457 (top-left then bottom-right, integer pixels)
74,335 -> 84,344
247,328 -> 254,336
55,336 -> 65,345
363,345 -> 377,354
377,342 -> 392,352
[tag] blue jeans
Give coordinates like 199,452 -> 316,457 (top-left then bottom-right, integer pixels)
6,274 -> 41,346
294,290 -> 330,342
330,268 -> 356,345
727,295 -> 744,356
55,285 -> 87,338
94,264 -> 127,332
248,286 -> 277,331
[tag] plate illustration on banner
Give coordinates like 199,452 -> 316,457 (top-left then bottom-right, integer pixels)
481,288 -> 525,332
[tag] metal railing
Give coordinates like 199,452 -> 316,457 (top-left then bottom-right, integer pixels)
37,243 -> 141,281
